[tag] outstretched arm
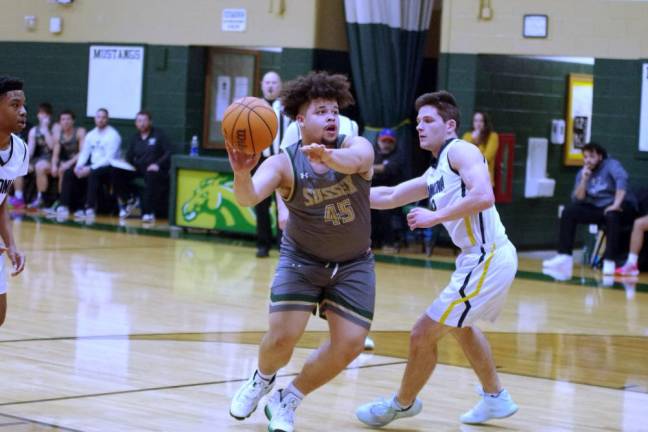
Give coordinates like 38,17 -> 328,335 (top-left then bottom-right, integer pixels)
301,136 -> 374,175
227,146 -> 287,207
408,141 -> 494,230
370,175 -> 429,210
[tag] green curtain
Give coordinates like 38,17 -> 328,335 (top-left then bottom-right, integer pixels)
344,0 -> 434,177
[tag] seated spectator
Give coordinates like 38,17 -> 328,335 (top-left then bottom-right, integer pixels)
27,102 -> 57,208
462,111 -> 498,185
112,111 -> 171,223
9,103 -> 55,209
57,108 -> 121,219
51,110 -> 85,200
543,143 -> 637,276
371,128 -> 404,252
616,193 -> 648,276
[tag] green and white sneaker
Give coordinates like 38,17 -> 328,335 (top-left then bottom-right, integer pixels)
356,394 -> 422,427
460,389 -> 518,424
265,389 -> 300,432
229,371 -> 275,420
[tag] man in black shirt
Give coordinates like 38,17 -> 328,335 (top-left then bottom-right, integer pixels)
254,71 -> 290,257
371,128 -> 404,251
113,111 -> 171,222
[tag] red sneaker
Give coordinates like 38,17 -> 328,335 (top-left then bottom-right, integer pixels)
8,196 -> 25,209
615,263 -> 639,276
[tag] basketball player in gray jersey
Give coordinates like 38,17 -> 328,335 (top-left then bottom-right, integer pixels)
227,71 -> 375,432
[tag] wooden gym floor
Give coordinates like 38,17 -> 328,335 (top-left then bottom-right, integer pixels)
0,214 -> 646,431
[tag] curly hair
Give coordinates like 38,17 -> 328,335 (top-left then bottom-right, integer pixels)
280,71 -> 355,120
415,90 -> 461,130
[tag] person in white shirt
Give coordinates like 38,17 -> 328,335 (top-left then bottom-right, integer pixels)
57,108 -> 121,219
280,113 -> 358,151
0,76 -> 29,326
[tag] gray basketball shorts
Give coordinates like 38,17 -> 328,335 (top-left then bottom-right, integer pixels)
269,250 -> 376,330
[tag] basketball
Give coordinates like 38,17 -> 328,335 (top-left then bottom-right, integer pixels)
221,96 -> 278,155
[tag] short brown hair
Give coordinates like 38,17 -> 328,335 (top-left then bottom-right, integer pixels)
38,102 -> 53,116
136,110 -> 152,120
415,91 -> 461,130
280,71 -> 355,120
59,109 -> 76,120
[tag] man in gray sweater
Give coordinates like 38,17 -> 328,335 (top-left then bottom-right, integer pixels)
543,142 -> 637,275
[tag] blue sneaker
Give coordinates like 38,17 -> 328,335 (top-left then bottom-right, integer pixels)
460,389 -> 518,424
356,394 -> 422,427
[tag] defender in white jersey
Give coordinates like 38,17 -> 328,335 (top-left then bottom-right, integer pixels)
356,91 -> 518,427
0,76 -> 29,326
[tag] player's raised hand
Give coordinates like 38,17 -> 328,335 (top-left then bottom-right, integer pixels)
301,143 -> 332,164
225,141 -> 261,173
407,207 -> 439,230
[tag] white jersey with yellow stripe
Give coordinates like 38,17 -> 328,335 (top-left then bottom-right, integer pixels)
425,138 -> 507,251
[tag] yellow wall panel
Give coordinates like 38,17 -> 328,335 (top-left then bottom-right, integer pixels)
441,0 -> 648,59
0,0 -> 327,49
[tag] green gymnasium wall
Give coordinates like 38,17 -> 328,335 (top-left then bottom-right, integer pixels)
439,53 -> 647,249
0,42 -> 354,155
591,58 -> 648,187
0,42 -> 199,151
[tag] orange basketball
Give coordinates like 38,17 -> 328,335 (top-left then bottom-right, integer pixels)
221,96 -> 278,155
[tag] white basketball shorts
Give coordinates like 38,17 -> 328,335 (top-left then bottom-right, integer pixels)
427,240 -> 517,327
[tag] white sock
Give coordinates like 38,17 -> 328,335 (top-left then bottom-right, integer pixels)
15,191 -> 23,199
627,253 -> 638,265
256,369 -> 275,382
284,382 -> 304,401
393,396 -> 413,411
36,192 -> 42,200
485,389 -> 504,398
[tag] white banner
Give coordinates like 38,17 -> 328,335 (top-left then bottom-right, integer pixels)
640,63 -> 648,152
86,45 -> 144,120
344,0 -> 433,31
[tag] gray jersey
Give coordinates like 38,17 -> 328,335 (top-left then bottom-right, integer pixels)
282,135 -> 371,262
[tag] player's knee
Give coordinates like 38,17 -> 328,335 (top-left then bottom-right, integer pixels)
410,325 -> 432,349
0,312 -> 5,327
349,335 -> 367,357
266,331 -> 299,352
333,337 -> 365,363
410,317 -> 441,348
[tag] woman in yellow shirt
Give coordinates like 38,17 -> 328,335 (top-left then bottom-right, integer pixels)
462,111 -> 499,185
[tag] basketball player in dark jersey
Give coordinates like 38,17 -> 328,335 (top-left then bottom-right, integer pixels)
227,71 -> 375,432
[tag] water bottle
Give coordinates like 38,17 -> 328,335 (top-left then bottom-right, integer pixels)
189,135 -> 199,157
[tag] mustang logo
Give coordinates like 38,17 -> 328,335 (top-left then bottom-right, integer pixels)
181,174 -> 262,232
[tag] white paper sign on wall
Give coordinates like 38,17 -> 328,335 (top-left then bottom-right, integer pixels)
639,63 -> 648,152
86,45 -> 144,120
222,9 -> 247,32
